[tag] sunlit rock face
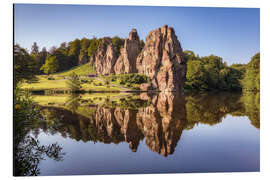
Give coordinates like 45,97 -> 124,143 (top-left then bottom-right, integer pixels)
136,25 -> 186,92
114,29 -> 140,74
94,37 -> 118,75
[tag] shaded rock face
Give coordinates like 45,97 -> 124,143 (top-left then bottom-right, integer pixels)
114,29 -> 140,74
95,38 -> 118,75
136,25 -> 186,92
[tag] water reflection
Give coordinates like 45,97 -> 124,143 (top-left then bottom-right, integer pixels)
33,92 -> 259,157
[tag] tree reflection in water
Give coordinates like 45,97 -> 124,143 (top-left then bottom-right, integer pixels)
14,91 -> 66,176
14,135 -> 65,176
33,92 -> 259,157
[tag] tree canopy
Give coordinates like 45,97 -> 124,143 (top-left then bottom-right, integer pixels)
40,55 -> 59,74
14,44 -> 37,84
184,50 -> 254,91
241,53 -> 260,92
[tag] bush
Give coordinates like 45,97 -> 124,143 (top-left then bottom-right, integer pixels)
109,74 -> 150,86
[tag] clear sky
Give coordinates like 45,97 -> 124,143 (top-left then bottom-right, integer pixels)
14,4 -> 260,64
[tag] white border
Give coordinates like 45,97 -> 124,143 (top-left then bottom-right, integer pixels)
1,0 -> 270,180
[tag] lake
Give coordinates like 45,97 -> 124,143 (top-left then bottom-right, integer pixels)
17,92 -> 260,175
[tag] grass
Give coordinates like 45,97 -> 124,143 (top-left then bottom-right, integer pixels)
20,76 -> 67,90
55,63 -> 96,76
20,75 -> 130,92
20,64 -> 151,92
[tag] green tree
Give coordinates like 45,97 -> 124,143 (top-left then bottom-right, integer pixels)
241,53 -> 260,92
14,88 -> 65,176
40,55 -> 59,74
68,39 -> 80,57
66,72 -> 81,92
88,38 -> 102,58
184,50 -> 244,91
112,36 -> 125,57
185,60 -> 208,90
14,44 -> 37,85
30,42 -> 39,55
183,50 -> 196,61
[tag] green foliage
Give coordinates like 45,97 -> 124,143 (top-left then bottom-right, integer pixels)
78,38 -> 91,62
14,87 -> 65,176
66,72 -> 82,92
111,36 -> 125,56
30,42 -> 39,55
40,55 -> 59,74
34,47 -> 48,74
68,39 -> 80,57
183,50 -> 196,61
184,50 -> 244,91
109,73 -> 150,89
14,44 -> 37,85
241,53 -> 260,92
88,38 -> 102,58
185,60 -> 208,90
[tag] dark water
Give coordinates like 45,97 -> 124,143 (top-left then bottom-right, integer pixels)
18,92 -> 260,175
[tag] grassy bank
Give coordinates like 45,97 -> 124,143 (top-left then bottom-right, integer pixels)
20,64 -> 151,92
55,63 -> 96,76
20,75 -> 131,92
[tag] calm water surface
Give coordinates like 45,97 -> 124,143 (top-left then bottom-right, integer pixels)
22,92 -> 260,175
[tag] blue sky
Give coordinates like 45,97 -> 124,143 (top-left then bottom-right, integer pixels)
14,4 -> 260,64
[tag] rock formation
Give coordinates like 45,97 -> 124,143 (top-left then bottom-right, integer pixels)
94,37 -> 118,75
114,29 -> 141,74
136,25 -> 186,92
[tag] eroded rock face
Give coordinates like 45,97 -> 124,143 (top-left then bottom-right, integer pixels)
89,54 -> 96,66
114,29 -> 140,74
136,25 -> 186,92
94,37 -> 118,75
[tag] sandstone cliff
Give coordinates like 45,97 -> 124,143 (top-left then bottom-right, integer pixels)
114,29 -> 141,74
94,37 -> 118,75
136,25 -> 186,92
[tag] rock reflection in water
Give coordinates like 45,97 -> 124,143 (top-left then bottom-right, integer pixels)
37,92 -> 259,157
